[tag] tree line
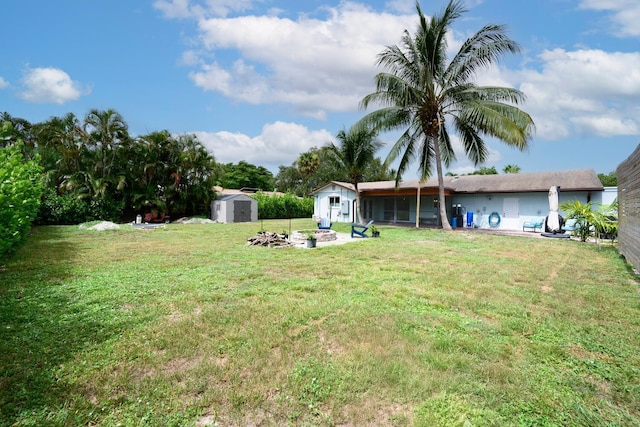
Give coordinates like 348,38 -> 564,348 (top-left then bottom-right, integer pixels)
0,109 -> 396,226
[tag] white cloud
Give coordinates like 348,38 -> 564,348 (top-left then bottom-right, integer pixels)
510,48 -> 640,140
187,3 -> 414,118
579,0 -> 640,37
19,67 -> 89,104
194,121 -> 333,170
154,0 -> 255,19
0,77 -> 8,89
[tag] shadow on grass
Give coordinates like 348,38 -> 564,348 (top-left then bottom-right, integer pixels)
0,227 -> 138,425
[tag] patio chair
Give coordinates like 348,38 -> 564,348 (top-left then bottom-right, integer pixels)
317,217 -> 332,230
522,218 -> 544,232
351,220 -> 374,238
562,218 -> 577,233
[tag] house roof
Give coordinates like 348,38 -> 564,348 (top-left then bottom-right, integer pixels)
448,169 -> 603,193
311,169 -> 603,195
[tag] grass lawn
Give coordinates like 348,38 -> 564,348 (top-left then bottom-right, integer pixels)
1,219 -> 639,426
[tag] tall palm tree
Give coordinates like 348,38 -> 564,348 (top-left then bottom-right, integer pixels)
359,0 -> 534,230
326,125 -> 383,224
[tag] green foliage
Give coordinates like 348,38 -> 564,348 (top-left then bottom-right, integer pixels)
0,135 -> 43,256
251,192 -> 313,219
502,164 -> 521,174
35,188 -> 124,225
597,171 -> 617,186
359,0 -> 534,230
469,166 -> 498,175
274,146 -> 393,197
560,199 -> 618,242
219,160 -> 274,191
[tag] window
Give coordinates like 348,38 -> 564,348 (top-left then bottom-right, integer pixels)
329,196 -> 340,208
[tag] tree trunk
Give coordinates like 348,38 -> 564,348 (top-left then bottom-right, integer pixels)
355,183 -> 364,224
433,138 -> 452,231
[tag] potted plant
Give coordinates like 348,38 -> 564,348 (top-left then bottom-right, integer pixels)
306,232 -> 317,248
370,225 -> 380,238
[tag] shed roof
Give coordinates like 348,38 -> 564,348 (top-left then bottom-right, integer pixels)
218,193 -> 256,202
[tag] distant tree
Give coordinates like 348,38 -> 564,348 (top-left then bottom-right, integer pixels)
326,125 -> 383,223
274,164 -> 304,195
363,157 -> 396,182
597,171 -> 617,186
219,161 -> 274,191
503,164 -> 521,174
359,0 -> 534,230
469,166 -> 498,175
297,151 -> 321,179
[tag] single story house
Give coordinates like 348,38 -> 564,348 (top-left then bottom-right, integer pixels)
211,193 -> 258,223
311,169 -> 615,231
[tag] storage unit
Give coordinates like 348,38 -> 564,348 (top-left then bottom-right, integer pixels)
211,194 -> 258,223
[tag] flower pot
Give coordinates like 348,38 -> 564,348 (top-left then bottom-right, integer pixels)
372,231 -> 380,238
306,239 -> 317,248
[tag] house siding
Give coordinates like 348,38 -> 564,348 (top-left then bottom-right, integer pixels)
313,184 -> 357,223
311,170 -> 613,231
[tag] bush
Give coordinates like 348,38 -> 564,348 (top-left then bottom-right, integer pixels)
35,189 -> 124,225
0,142 -> 43,256
251,192 -> 313,219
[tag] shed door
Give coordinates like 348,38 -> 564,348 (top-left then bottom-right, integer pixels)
234,200 -> 252,222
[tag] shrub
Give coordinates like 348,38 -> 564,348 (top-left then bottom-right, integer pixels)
0,142 -> 43,256
251,192 -> 313,219
35,189 -> 124,225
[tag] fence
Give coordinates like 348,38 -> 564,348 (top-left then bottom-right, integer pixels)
617,144 -> 640,271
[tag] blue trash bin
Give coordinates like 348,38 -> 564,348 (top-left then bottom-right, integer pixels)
452,217 -> 458,227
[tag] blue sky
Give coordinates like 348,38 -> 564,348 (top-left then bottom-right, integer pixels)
1,0 -> 639,178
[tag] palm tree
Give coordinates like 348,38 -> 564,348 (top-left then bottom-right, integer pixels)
359,0 -> 534,230
83,108 -> 129,181
503,164 -> 521,174
326,125 -> 383,224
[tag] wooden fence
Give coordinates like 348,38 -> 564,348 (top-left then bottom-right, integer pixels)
617,144 -> 640,272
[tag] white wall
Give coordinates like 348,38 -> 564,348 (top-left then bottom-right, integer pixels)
452,191 -> 595,231
313,185 -> 356,223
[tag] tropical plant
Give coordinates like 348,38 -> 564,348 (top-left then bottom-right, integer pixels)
326,126 -> 383,224
359,0 -> 534,230
503,164 -> 521,174
560,199 -> 618,242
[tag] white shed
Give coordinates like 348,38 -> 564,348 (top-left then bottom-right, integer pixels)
211,194 -> 258,223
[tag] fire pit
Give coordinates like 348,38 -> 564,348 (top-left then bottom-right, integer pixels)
291,229 -> 337,243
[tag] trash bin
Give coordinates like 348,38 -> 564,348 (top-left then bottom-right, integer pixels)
452,217 -> 458,227
466,211 -> 474,227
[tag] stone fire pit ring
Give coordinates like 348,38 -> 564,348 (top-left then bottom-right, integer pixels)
291,229 -> 337,243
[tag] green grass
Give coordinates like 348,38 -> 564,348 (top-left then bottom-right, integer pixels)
1,219 -> 639,426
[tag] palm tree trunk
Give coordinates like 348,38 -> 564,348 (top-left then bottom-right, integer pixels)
355,183 -> 364,224
433,138 -> 452,231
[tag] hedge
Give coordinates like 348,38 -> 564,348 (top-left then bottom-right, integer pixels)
251,192 -> 313,219
0,142 -> 43,256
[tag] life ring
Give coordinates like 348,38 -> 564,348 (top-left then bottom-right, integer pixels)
488,212 -> 501,228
